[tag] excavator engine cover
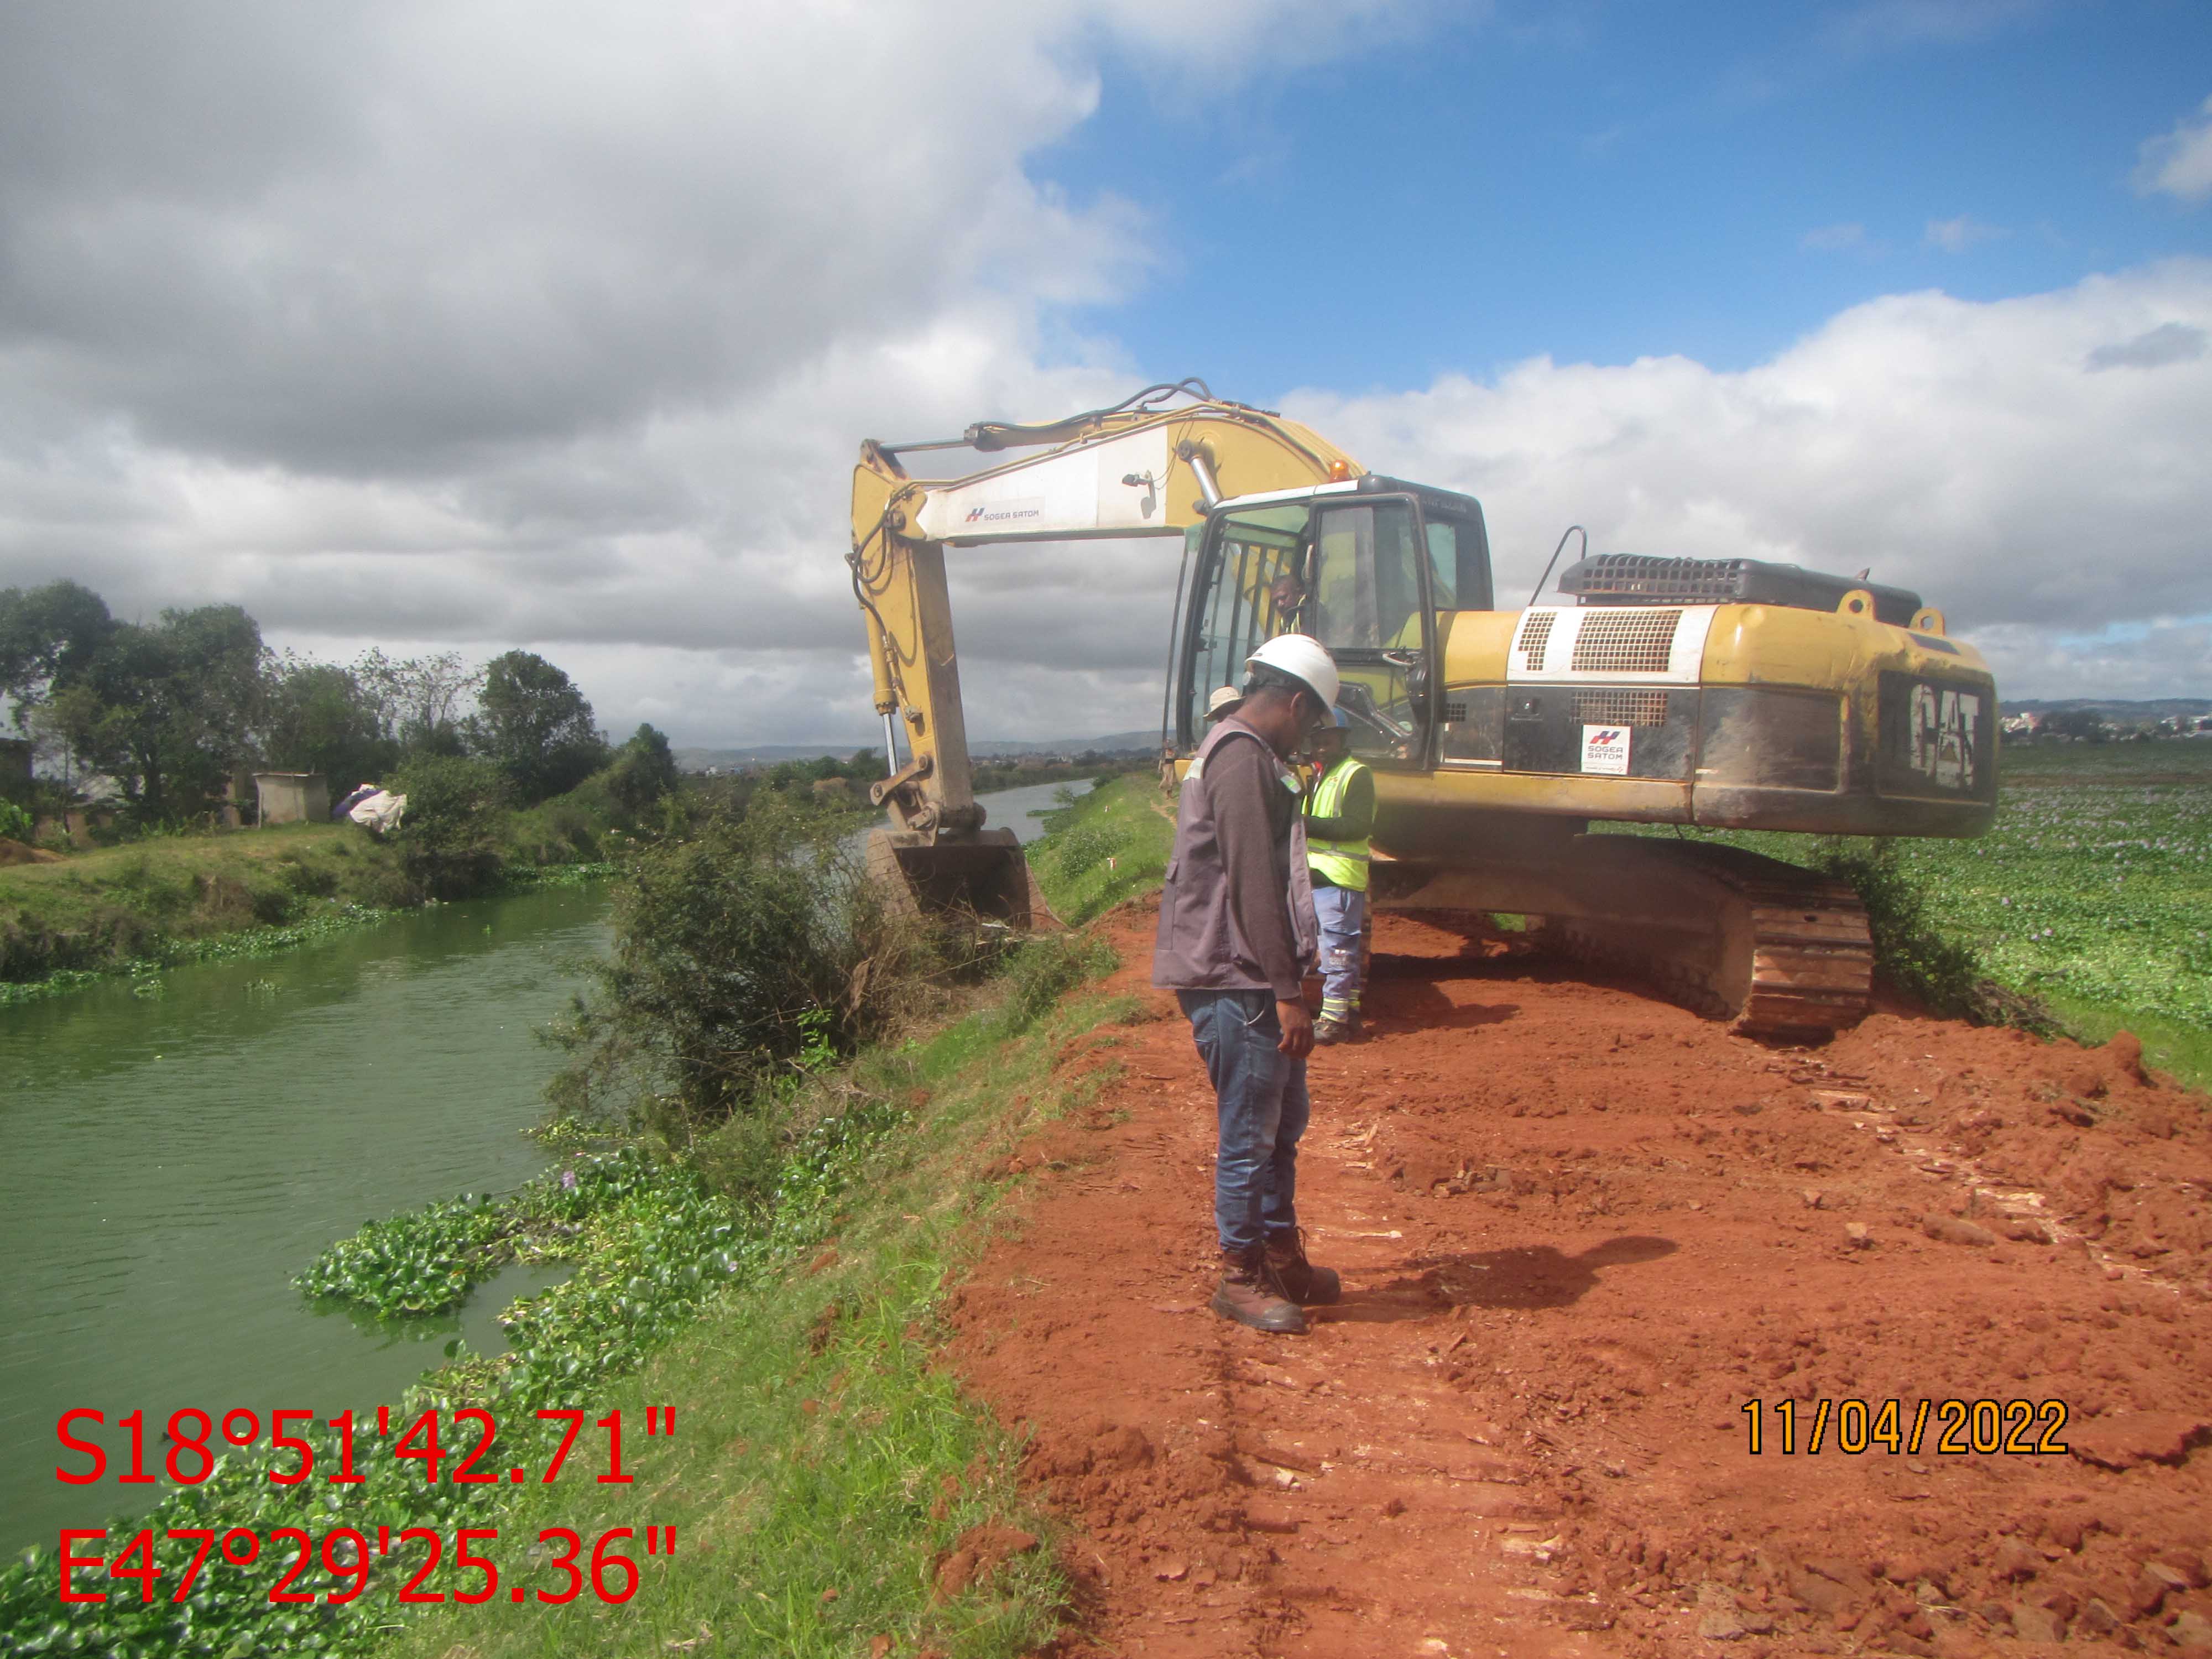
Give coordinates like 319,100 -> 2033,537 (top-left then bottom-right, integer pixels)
1558,553 -> 1922,627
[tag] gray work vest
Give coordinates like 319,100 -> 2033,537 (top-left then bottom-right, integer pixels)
1151,718 -> 1320,992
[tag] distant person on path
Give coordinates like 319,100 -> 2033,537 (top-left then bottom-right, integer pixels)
1153,634 -> 1342,1335
1302,708 -> 1374,1044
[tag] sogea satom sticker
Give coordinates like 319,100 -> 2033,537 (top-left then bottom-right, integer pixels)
1581,724 -> 1631,775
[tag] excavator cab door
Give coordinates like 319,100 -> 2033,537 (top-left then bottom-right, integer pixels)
1305,496 -> 1441,768
1173,486 -> 1457,768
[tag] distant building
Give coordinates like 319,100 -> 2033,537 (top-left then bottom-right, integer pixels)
254,772 -> 330,826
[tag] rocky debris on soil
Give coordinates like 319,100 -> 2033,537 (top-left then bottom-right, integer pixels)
2065,1412 -> 2212,1470
1920,1213 -> 1999,1246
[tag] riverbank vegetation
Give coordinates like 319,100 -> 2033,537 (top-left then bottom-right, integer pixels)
1,781 -> 1161,1657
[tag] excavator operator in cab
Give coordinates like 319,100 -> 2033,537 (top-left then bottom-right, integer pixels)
1154,634 -> 1345,1336
1303,707 -> 1374,1044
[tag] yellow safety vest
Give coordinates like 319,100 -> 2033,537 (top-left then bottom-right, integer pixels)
1304,755 -> 1371,892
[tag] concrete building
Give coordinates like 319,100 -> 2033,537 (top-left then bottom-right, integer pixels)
254,772 -> 330,826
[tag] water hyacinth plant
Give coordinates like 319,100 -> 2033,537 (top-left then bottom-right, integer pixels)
0,1110 -> 905,1657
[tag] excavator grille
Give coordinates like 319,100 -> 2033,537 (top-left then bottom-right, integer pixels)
1516,610 -> 1557,672
1573,688 -> 1671,728
1571,608 -> 1682,674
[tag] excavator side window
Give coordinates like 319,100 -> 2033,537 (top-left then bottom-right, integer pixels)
1420,509 -> 1494,612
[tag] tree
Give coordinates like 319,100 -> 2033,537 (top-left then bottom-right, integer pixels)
354,648 -> 482,755
469,650 -> 609,804
262,655 -> 398,791
605,722 -> 680,811
0,580 -> 116,728
76,606 -> 265,820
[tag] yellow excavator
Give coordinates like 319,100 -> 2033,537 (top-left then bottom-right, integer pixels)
848,382 -> 1996,1036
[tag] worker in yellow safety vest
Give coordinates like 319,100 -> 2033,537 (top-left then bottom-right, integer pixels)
1302,708 -> 1374,1044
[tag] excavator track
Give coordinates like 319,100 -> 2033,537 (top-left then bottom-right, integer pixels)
1539,841 -> 1874,1039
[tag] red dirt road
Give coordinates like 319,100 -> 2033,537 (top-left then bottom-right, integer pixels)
943,900 -> 2212,1657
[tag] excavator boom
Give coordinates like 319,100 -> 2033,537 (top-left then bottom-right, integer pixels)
848,384 -> 1360,920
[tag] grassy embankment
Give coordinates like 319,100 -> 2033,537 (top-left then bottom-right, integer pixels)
1615,738 -> 2212,1089
0,782 -> 654,1001
1,778 -> 1175,1659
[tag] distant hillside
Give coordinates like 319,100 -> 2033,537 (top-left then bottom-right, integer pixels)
2003,698 -> 2212,718
675,730 -> 1158,771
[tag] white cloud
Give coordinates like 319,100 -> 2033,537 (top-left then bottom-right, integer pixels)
1924,214 -> 2006,252
2,4 -> 2207,754
1823,0 -> 2051,53
2135,94 -> 2212,205
0,0 -> 1433,745
1802,222 -> 1870,253
1286,260 -> 2212,699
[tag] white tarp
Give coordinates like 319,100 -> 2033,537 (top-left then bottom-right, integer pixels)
347,789 -> 408,833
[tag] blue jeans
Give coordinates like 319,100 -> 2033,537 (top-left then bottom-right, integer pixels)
1312,883 -> 1365,1022
1177,989 -> 1310,1253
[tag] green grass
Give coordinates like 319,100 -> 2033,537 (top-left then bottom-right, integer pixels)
0,814 -> 619,999
1024,775 -> 1175,925
0,822 -> 419,985
383,968 -> 1136,1659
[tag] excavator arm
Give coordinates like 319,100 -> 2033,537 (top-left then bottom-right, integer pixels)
847,383 -> 1358,917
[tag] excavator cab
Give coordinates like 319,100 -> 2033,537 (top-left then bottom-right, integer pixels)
1172,477 -> 1492,771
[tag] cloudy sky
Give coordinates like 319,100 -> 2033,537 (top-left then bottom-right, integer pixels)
2,1 -> 2208,746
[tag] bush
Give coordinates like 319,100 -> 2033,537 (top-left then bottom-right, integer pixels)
604,722 -> 680,812
1815,837 -> 2054,1031
392,753 -> 508,898
547,793 -> 935,1142
992,932 -> 1117,1037
0,800 -> 31,842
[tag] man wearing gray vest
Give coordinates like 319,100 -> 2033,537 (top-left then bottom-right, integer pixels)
1153,634 -> 1344,1335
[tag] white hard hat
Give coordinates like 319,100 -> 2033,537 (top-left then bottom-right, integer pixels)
1245,633 -> 1339,711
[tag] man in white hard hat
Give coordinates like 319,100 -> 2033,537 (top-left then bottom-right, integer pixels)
1153,634 -> 1343,1334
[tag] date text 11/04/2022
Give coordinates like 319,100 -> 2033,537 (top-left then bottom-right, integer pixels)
1741,1397 -> 2070,1457
59,1525 -> 676,1607
54,1405 -> 675,1486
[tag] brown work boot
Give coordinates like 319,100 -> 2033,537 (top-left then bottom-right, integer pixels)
1209,1244 -> 1307,1334
1265,1228 -> 1342,1305
1313,1012 -> 1362,1045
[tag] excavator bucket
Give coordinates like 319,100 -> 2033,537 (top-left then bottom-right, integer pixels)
863,827 -> 1057,929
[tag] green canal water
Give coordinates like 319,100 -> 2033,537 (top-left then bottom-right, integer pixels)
0,883 -> 608,1555
1,780 -> 1086,1557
